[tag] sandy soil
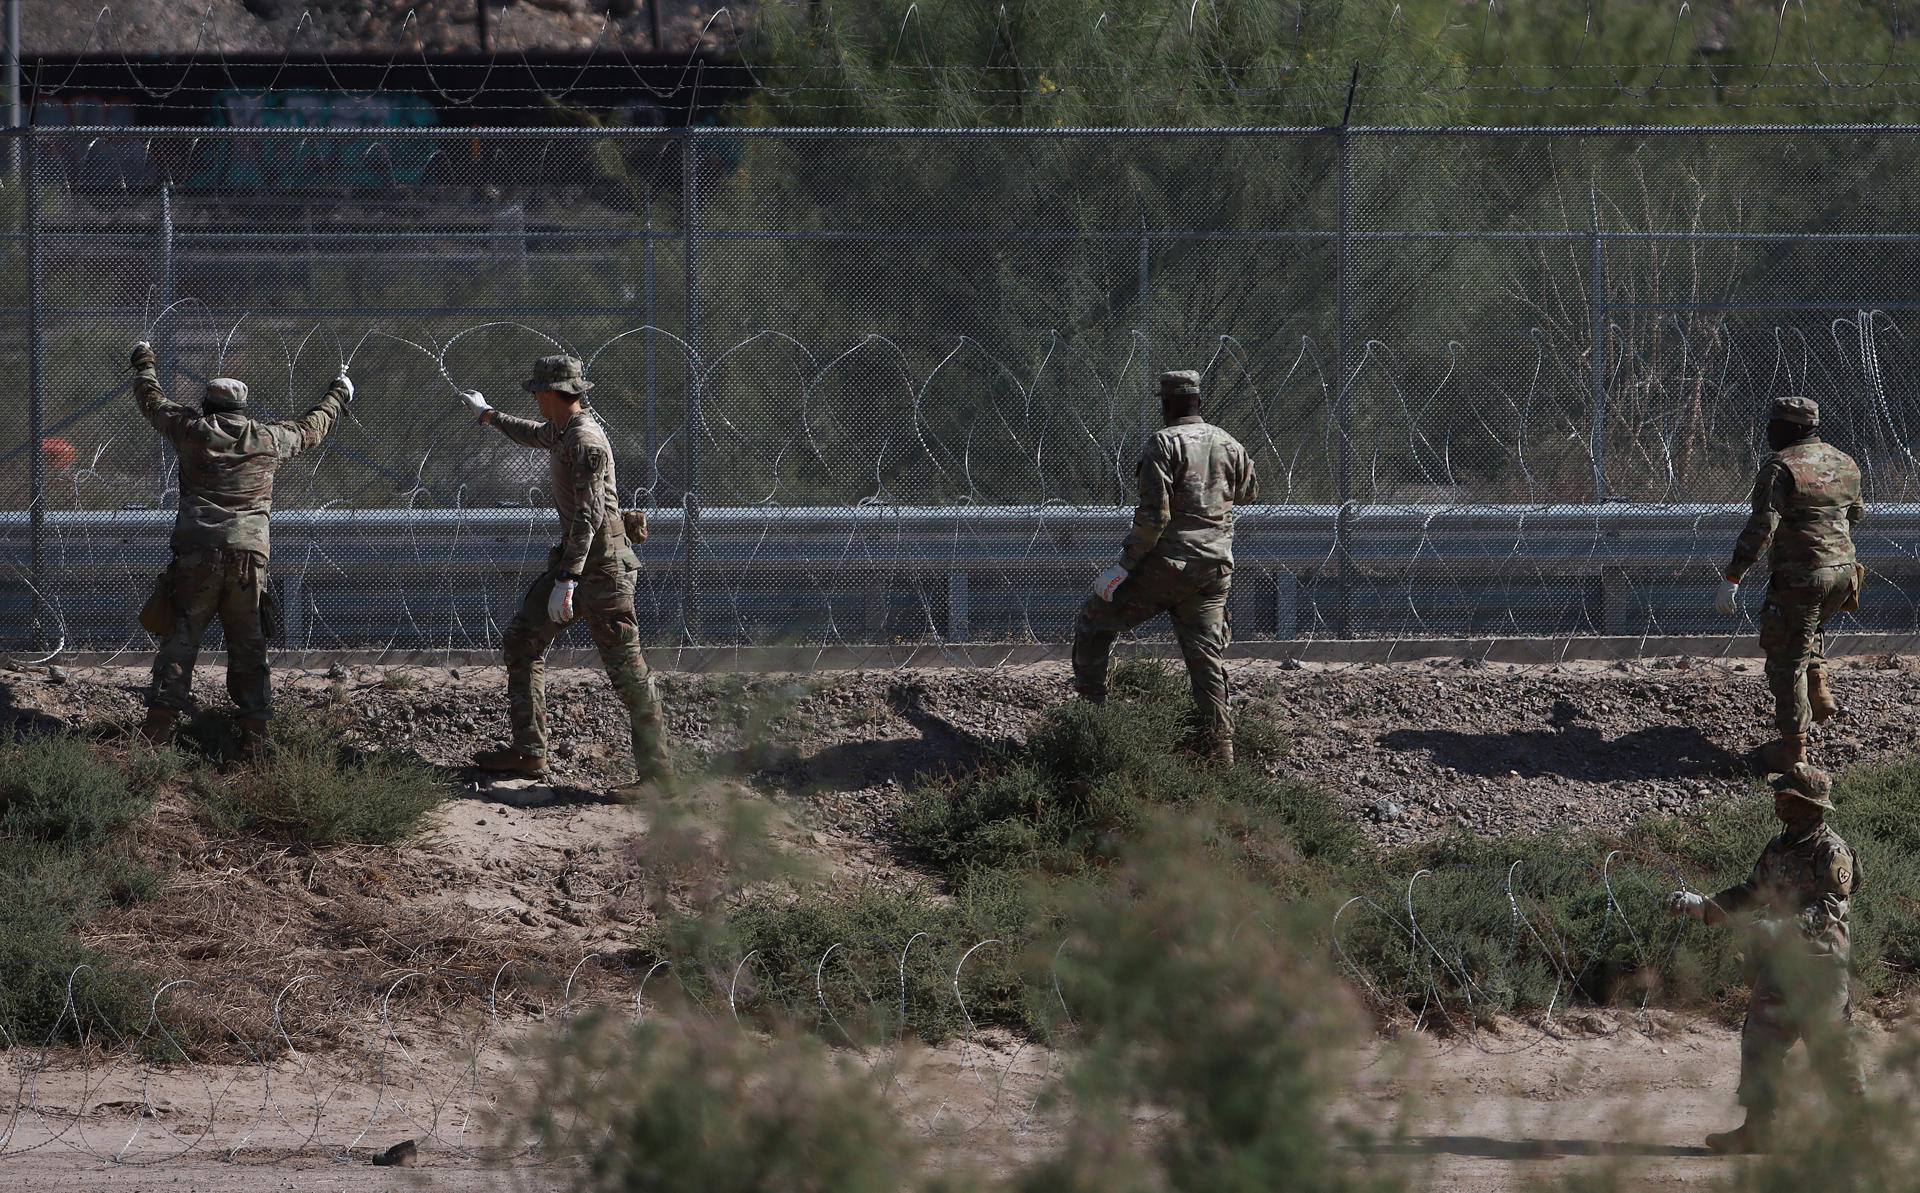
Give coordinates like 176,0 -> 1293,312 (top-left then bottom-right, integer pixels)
4,655 -> 1918,1189
3,1015 -> 1882,1192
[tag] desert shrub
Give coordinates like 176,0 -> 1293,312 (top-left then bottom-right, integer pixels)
520,1009 -> 919,1193
189,711 -> 449,845
0,730 -> 157,1044
0,728 -> 148,847
668,880 -> 1037,1042
901,659 -> 1360,882
1018,814 -> 1405,1193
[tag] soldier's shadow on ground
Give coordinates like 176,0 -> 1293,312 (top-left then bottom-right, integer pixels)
738,682 -> 1023,795
0,681 -> 69,736
453,768 -> 623,809
1369,1135 -> 1713,1159
1378,723 -> 1747,783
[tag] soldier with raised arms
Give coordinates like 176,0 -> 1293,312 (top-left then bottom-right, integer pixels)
458,355 -> 671,791
1713,395 -> 1864,772
129,341 -> 353,747
1071,369 -> 1257,764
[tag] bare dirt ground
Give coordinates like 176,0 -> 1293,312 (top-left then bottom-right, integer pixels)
4,652 -> 1919,1188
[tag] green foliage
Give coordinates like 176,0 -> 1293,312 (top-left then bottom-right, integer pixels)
901,658 -> 1360,880
188,712 -> 449,845
0,728 -> 148,847
1013,816 -> 1404,1193
663,880 -> 1036,1043
521,1010 -> 921,1193
750,0 -> 1920,128
0,731 -> 157,1045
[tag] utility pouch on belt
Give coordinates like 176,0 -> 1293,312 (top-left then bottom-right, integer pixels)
138,569 -> 174,636
622,509 -> 649,544
1843,562 -> 1867,612
259,587 -> 284,641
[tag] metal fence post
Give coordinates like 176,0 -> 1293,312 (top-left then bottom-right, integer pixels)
1588,180 -> 1607,504
680,127 -> 700,642
157,181 -> 175,488
1334,126 -> 1354,640
1136,199 -> 1153,449
643,203 -> 657,509
24,123 -> 43,626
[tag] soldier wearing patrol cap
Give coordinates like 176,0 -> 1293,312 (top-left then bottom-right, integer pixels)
459,355 -> 671,792
1071,369 -> 1258,765
128,342 -> 353,747
1713,396 -> 1865,773
1664,762 -> 1864,1154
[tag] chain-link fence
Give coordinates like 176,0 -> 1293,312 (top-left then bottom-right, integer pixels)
5,126 -> 1920,655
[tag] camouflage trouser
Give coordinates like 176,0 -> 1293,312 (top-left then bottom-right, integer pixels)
1738,961 -> 1865,1117
147,549 -> 271,718
502,553 -> 667,771
1071,556 -> 1232,736
1759,566 -> 1857,736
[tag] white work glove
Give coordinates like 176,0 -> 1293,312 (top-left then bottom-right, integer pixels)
547,579 -> 577,624
1663,891 -> 1706,920
334,373 -> 354,401
1713,577 -> 1740,616
1091,565 -> 1128,602
459,389 -> 492,418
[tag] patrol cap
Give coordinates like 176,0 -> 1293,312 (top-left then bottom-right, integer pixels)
1159,369 -> 1201,399
1771,763 -> 1834,810
523,354 -> 594,395
1769,396 -> 1819,426
202,378 -> 249,412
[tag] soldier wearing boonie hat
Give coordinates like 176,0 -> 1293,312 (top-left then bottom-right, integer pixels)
125,343 -> 354,749
1071,369 -> 1258,766
1663,760 -> 1862,1153
457,355 -> 671,794
1711,395 -> 1865,774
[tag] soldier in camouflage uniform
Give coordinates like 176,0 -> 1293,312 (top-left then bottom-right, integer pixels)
1072,370 -> 1258,764
1714,396 -> 1864,773
1665,763 -> 1863,1154
129,341 -> 353,746
458,356 -> 670,789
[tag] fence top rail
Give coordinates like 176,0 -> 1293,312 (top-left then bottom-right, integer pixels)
21,124 -> 1920,139
0,502 -> 1901,528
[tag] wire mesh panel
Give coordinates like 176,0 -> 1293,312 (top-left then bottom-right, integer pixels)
5,126 -> 1920,656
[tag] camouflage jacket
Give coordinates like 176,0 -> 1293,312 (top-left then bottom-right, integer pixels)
488,407 -> 632,576
1118,416 -> 1258,571
134,364 -> 348,560
1709,821 -> 1857,963
1726,439 -> 1864,587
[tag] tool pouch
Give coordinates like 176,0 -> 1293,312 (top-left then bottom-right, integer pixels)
1842,562 -> 1866,613
138,568 -> 175,636
259,585 -> 284,642
622,509 -> 649,544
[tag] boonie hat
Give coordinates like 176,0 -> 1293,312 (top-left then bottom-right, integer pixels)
202,378 -> 249,412
1160,369 -> 1201,398
523,354 -> 594,395
1770,396 -> 1819,426
1771,763 -> 1834,810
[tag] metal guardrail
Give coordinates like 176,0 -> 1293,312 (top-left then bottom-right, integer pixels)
5,504 -> 1920,650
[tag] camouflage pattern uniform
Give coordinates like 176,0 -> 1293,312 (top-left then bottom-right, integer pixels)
485,355 -> 668,777
1707,773 -> 1864,1123
1072,371 -> 1257,752
133,345 -> 348,720
1724,397 -> 1864,738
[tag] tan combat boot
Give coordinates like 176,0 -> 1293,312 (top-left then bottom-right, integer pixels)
1808,667 -> 1840,722
474,747 -> 549,776
1757,732 -> 1807,774
138,706 -> 177,746
1205,730 -> 1235,768
613,712 -> 674,799
236,716 -> 271,759
1705,1114 -> 1771,1155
